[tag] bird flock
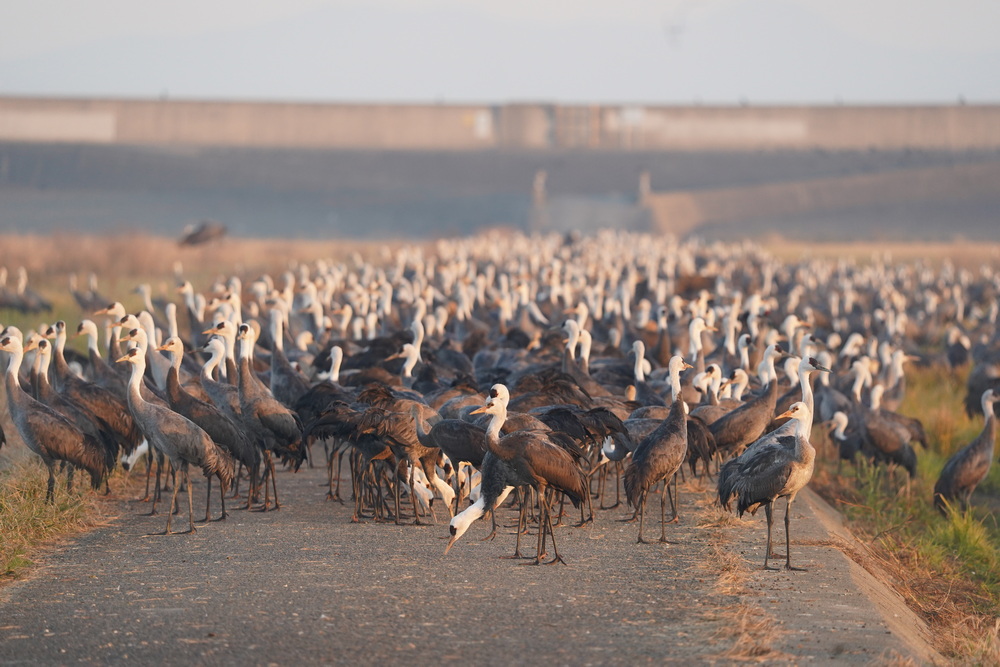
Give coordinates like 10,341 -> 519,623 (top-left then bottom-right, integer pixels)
1,230 -> 998,569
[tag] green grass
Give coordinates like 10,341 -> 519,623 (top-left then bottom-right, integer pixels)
0,461 -> 105,578
812,361 -> 1000,660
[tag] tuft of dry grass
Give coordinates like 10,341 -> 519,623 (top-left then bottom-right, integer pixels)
0,460 -> 126,580
0,461 -> 101,577
712,604 -> 792,663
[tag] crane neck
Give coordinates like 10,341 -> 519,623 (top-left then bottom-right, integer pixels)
4,346 -> 22,387
82,327 -> 101,358
669,368 -> 682,404
485,405 -> 507,445
982,393 -> 996,421
633,344 -> 646,383
201,347 -> 223,383
270,310 -> 284,353
125,357 -> 147,406
798,370 -> 815,439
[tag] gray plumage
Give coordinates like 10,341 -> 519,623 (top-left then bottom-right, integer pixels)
717,402 -> 816,571
934,389 -> 998,514
117,347 -> 234,533
1,335 -> 109,502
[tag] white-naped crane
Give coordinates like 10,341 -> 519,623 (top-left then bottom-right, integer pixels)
467,384 -> 588,565
718,401 -> 816,571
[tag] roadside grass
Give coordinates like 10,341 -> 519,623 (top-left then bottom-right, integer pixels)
811,362 -> 1000,663
0,460 -> 108,578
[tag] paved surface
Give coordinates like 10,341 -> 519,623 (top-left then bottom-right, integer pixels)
0,459 -> 941,665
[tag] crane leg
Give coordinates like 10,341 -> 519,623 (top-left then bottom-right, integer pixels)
185,467 -> 196,534
268,454 -> 280,510
259,460 -> 270,510
230,462 -> 242,499
325,444 -> 336,500
140,449 -> 154,502
148,455 -> 162,515
203,474 -> 212,522
392,463 -> 402,525
637,490 -> 649,544
528,488 -> 549,564
218,473 -> 228,521
164,471 -> 181,535
333,446 -> 345,503
763,501 -> 778,570
553,493 -> 566,527
577,482 -> 594,527
612,462 -> 622,509
66,465 -> 75,493
45,463 -> 56,504
501,488 -> 528,559
350,456 -> 363,522
541,490 -> 566,565
784,497 -> 806,571
667,473 -> 680,523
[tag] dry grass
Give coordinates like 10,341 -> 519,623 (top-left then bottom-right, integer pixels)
0,460 -> 111,578
712,604 -> 792,663
690,486 -> 788,662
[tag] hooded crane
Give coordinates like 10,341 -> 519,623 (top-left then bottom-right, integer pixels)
156,336 -> 260,519
718,401 -> 816,571
933,389 -> 999,514
117,347 -> 234,533
26,338 -> 116,492
1,334 -> 108,502
623,355 -> 692,544
709,343 -> 784,459
467,384 -> 588,564
235,324 -> 305,510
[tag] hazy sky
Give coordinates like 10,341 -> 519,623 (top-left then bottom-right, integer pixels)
2,0 -> 998,104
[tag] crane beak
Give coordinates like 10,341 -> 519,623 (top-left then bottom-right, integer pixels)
775,408 -> 794,420
704,325 -> 718,332
469,405 -> 489,415
22,340 -> 38,352
682,362 -> 694,370
154,343 -> 171,352
814,364 -> 832,373
444,533 -> 459,555
115,354 -> 130,363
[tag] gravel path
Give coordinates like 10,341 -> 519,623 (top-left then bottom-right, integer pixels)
0,461 -> 941,665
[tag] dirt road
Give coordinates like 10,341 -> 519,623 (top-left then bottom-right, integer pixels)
0,462 -> 940,665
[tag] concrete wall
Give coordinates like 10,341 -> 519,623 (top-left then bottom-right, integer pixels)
645,161 -> 1000,235
2,96 -> 1000,150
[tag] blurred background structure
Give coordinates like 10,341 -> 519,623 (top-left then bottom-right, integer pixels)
1,1 -> 999,240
